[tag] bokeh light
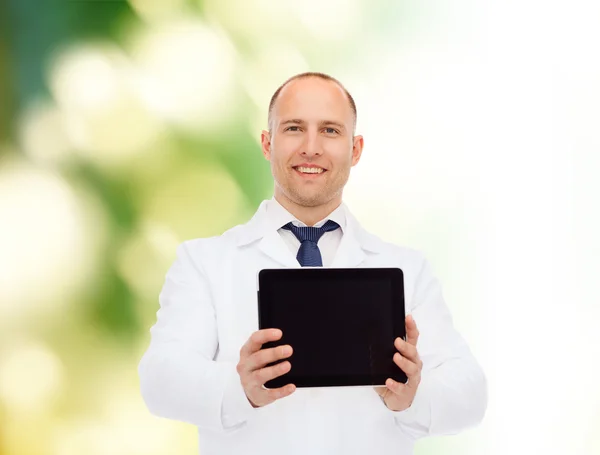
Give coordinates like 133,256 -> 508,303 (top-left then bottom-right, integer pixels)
140,159 -> 252,241
0,341 -> 64,415
52,420 -> 126,455
292,0 -> 363,42
116,222 -> 180,325
49,44 -> 163,166
130,19 -> 238,133
0,160 -> 99,321
203,0 -> 302,43
127,0 -> 188,24
18,101 -> 72,165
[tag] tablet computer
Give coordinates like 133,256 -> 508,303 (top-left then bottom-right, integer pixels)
257,268 -> 406,389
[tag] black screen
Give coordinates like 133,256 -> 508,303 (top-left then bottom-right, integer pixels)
258,268 -> 406,388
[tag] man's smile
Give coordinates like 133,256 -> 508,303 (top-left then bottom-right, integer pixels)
292,164 -> 327,178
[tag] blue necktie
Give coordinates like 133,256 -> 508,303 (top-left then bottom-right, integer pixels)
282,220 -> 340,267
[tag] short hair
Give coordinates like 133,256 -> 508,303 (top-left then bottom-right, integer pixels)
267,72 -> 357,133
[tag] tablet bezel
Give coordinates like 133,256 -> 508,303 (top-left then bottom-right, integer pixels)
257,267 -> 407,389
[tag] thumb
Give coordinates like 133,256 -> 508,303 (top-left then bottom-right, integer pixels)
406,314 -> 419,346
373,386 -> 386,397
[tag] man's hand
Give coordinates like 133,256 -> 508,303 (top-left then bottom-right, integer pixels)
374,314 -> 423,411
237,328 -> 296,408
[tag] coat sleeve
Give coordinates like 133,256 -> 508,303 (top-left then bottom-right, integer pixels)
138,241 -> 256,432
389,255 -> 488,440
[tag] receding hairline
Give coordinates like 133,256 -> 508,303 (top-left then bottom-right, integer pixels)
267,72 -> 357,133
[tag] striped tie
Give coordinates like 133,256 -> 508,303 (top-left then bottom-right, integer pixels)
282,220 -> 340,267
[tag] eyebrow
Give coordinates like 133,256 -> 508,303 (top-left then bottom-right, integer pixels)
320,121 -> 346,131
280,119 -> 347,131
280,119 -> 305,126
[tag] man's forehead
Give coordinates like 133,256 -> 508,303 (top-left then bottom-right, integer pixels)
274,79 -> 352,120
278,77 -> 347,104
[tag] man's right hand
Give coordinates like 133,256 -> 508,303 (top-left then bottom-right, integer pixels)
237,328 -> 296,408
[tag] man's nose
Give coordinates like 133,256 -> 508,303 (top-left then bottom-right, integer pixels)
301,131 -> 322,157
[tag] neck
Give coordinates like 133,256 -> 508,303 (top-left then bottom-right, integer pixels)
274,192 -> 342,227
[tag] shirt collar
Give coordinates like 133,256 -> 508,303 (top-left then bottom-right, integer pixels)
265,197 -> 347,232
235,198 -> 385,254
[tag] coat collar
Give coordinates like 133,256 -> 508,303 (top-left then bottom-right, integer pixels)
235,199 -> 386,267
264,197 -> 348,232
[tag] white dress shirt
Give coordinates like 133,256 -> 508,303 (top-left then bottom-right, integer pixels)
138,199 -> 488,455
266,197 -> 345,267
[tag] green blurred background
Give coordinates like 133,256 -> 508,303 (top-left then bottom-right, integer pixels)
1,0 -> 599,454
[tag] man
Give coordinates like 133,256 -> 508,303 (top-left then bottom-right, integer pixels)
139,72 -> 487,454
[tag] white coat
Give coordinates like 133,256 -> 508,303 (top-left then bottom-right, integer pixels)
138,200 -> 487,455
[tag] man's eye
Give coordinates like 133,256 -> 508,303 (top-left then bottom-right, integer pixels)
324,127 -> 338,134
285,126 -> 300,132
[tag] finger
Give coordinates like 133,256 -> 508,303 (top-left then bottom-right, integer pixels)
405,314 -> 419,346
240,329 -> 282,358
385,377 -> 408,395
394,337 -> 420,363
246,345 -> 293,373
373,386 -> 387,397
252,360 -> 292,386
393,352 -> 421,379
264,383 -> 296,402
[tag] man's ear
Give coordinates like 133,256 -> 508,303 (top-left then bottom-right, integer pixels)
351,135 -> 364,166
261,130 -> 271,161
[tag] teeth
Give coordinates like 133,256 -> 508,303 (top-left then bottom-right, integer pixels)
297,167 -> 324,174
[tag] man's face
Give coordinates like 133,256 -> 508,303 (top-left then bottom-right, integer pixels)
261,77 -> 363,208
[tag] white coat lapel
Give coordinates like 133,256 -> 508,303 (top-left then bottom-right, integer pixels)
258,230 -> 299,267
331,206 -> 386,268
235,201 -> 298,268
330,230 -> 366,268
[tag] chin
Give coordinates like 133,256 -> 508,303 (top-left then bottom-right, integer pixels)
276,177 -> 344,208
295,197 -> 325,208
288,189 -> 334,208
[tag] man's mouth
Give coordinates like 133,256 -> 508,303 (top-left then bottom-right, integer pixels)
293,166 -> 326,174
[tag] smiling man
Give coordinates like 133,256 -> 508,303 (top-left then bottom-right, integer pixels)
139,72 -> 488,455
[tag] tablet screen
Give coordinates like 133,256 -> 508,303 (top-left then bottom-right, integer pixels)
258,268 -> 406,388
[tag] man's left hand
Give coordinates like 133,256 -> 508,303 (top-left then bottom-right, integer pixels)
374,314 -> 422,412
